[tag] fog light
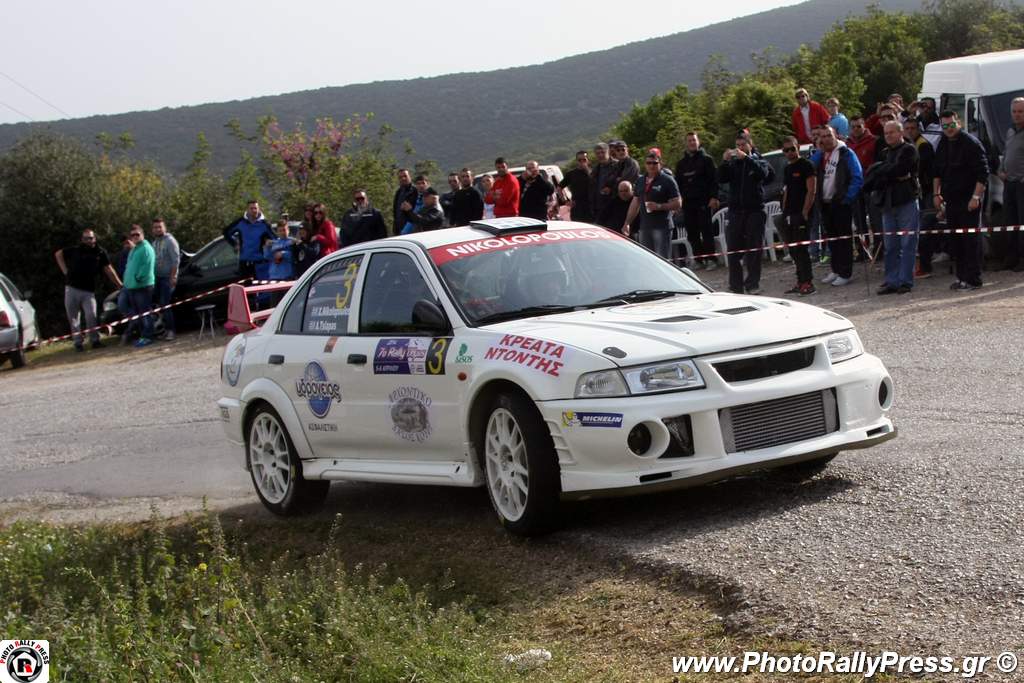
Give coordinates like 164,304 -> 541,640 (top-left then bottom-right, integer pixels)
627,424 -> 652,455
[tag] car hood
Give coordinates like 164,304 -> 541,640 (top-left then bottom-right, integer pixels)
482,293 -> 851,366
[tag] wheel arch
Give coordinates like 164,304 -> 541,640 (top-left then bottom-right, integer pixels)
465,378 -> 540,468
240,378 -> 314,464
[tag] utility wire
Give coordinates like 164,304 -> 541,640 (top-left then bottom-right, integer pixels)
0,99 -> 35,121
0,70 -> 70,117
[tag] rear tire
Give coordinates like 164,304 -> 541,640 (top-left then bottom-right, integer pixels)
479,392 -> 561,536
247,405 -> 329,515
9,347 -> 26,369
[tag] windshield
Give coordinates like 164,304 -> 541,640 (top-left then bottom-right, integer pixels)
984,90 -> 1024,151
428,228 -> 707,324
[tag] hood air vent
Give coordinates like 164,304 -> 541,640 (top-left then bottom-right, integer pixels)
714,306 -> 757,315
652,314 -> 702,323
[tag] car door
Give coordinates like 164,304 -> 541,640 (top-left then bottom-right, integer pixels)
179,238 -> 239,302
0,275 -> 36,345
265,254 -> 365,457
341,249 -> 464,462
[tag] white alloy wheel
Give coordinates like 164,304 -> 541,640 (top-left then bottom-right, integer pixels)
484,407 -> 530,522
249,412 -> 292,504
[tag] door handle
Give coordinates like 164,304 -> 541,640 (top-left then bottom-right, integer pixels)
347,354 -> 367,365
268,354 -> 285,365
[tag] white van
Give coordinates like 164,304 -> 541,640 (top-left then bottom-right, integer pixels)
918,49 -> 1024,215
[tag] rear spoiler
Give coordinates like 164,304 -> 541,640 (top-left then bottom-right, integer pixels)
225,281 -> 294,334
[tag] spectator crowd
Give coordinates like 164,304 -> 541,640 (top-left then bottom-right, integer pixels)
55,91 -> 1024,348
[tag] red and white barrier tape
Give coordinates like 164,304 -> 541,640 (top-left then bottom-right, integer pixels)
0,278 -> 254,355
669,222 -> 1024,263
3,223 -> 1022,357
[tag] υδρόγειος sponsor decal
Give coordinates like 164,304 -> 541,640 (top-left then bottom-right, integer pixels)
388,386 -> 432,443
428,228 -> 622,265
295,362 -> 342,419
561,411 -> 624,428
225,338 -> 246,387
374,338 -> 450,375
307,422 -> 338,432
483,334 -> 568,377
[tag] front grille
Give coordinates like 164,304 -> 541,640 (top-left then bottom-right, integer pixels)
720,389 -> 838,453
714,347 -> 816,382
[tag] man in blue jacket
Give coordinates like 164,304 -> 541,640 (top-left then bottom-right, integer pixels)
223,200 -> 274,279
718,132 -> 774,294
811,126 -> 863,287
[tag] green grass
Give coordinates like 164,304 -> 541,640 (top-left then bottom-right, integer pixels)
0,505 -> 902,682
0,511 -> 519,682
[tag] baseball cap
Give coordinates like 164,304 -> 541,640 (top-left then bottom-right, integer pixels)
425,187 -> 439,196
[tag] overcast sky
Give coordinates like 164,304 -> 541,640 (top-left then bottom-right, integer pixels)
0,0 -> 800,126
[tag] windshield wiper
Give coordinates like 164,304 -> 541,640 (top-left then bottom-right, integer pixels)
474,305 -> 578,325
592,289 -> 697,305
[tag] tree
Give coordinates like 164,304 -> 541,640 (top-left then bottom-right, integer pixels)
168,133 -> 235,248
920,0 -> 1013,62
0,133 -> 162,336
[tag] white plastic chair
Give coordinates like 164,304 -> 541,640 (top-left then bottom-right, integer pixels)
711,209 -> 729,265
763,201 -> 783,262
670,224 -> 694,265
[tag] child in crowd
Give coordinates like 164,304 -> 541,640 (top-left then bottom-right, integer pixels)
265,219 -> 295,281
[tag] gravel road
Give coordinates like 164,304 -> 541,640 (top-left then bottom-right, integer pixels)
2,260 -> 1022,660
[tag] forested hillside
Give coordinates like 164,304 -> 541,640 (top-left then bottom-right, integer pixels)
0,0 -> 919,173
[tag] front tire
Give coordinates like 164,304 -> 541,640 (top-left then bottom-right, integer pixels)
480,392 -> 561,536
247,405 -> 329,515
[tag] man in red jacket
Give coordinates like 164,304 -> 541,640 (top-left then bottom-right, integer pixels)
792,88 -> 830,144
487,157 -> 520,217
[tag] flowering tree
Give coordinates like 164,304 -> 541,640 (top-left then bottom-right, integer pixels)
257,115 -> 371,215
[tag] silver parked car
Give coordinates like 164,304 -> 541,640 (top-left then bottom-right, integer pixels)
0,272 -> 39,369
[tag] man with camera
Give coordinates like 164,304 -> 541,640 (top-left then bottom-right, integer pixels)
718,132 -> 774,294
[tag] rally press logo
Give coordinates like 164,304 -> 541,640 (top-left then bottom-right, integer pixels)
0,640 -> 49,683
294,362 -> 342,418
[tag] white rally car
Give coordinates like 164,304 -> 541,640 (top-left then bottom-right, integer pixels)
218,218 -> 895,535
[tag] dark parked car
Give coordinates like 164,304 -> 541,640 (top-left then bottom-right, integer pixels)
102,236 -> 238,331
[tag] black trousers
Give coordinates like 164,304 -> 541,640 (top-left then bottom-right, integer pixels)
726,209 -> 765,293
780,216 -> 813,284
1003,179 -> 1024,267
821,201 -> 853,278
683,203 -> 715,261
917,208 -> 941,273
945,199 -> 983,285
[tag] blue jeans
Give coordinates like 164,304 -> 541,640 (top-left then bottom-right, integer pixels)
155,276 -> 175,332
882,199 -> 919,288
126,286 -> 154,339
638,226 -> 671,259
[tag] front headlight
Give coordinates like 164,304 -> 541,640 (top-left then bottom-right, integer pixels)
575,369 -> 628,398
826,330 -> 863,363
623,359 -> 705,394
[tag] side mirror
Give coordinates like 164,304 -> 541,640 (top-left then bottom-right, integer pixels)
412,299 -> 448,333
678,266 -> 699,280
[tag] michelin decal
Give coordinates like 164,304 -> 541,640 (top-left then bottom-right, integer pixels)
561,410 -> 624,428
